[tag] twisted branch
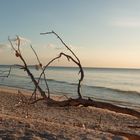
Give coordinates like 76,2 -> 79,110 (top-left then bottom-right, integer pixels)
8,36 -> 47,98
40,31 -> 84,98
30,45 -> 50,98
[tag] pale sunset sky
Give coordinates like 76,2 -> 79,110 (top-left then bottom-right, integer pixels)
0,0 -> 140,68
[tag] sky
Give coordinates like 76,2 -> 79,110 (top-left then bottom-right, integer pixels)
0,0 -> 140,68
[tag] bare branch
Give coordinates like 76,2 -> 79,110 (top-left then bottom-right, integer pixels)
40,31 -> 84,98
8,36 -> 47,99
40,31 -> 80,63
38,52 -> 83,98
7,32 -> 84,104
16,35 -> 21,53
30,45 -> 42,66
30,44 -> 50,98
8,36 -> 16,51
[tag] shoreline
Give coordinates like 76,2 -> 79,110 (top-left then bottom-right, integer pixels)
0,85 -> 140,111
0,86 -> 70,101
0,86 -> 140,139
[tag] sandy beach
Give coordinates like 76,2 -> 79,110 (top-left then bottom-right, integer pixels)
0,87 -> 140,140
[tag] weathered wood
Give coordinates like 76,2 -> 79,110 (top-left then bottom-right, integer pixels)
43,98 -> 140,118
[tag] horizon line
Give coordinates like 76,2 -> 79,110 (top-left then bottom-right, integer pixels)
0,64 -> 140,70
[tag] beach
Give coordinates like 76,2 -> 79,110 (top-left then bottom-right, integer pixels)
0,87 -> 140,140
1,0 -> 140,139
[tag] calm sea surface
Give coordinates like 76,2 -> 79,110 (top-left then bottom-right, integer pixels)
0,65 -> 140,109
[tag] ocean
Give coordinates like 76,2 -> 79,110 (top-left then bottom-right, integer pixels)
0,65 -> 140,109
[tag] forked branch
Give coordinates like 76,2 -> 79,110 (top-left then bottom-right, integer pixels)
40,31 -> 80,63
40,31 -> 84,98
30,45 -> 50,98
8,36 -> 47,99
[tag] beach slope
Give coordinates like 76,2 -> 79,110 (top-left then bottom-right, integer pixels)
0,87 -> 140,140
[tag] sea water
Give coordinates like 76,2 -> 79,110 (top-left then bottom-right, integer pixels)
0,65 -> 140,109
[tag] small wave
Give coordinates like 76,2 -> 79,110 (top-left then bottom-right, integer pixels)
4,74 -> 140,96
86,85 -> 140,96
37,77 -> 77,85
10,74 -> 30,79
6,74 -> 77,86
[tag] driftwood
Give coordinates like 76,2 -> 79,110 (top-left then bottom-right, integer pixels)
40,31 -> 84,99
8,36 -> 48,99
6,32 -> 140,119
41,97 -> 140,118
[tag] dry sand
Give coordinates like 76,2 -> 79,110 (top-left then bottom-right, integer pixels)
0,87 -> 140,140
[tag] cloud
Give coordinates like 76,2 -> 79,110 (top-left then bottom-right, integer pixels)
40,43 -> 81,52
46,43 -> 64,50
10,36 -> 31,46
0,43 -> 10,52
0,36 -> 31,53
47,43 -> 56,49
69,45 -> 78,51
111,18 -> 140,28
69,44 -> 84,52
19,36 -> 31,44
0,44 -> 6,49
